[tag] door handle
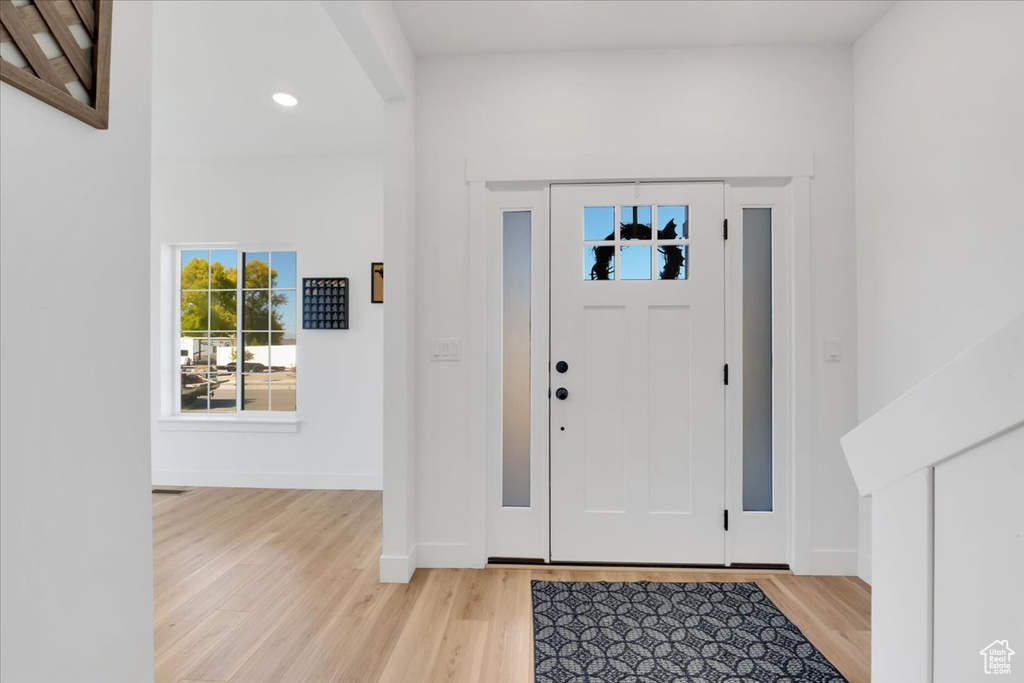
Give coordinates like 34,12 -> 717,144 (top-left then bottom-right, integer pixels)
555,361 -> 569,373
555,387 -> 569,400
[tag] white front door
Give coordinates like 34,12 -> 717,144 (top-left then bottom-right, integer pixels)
550,182 -> 726,564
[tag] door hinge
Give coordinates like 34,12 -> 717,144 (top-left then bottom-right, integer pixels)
724,509 -> 729,531
724,363 -> 729,385
723,218 -> 729,240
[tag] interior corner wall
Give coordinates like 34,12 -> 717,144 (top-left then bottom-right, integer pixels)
380,94 -> 419,580
853,0 -> 1024,581
150,155 -> 384,489
414,47 -> 861,572
319,0 -> 418,582
0,2 -> 155,680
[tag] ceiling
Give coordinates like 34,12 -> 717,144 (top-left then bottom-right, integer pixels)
152,0 -> 382,159
392,0 -> 898,56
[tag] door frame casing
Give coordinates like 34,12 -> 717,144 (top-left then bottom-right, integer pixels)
467,151 -> 814,573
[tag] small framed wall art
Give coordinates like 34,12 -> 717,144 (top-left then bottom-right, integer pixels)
371,262 -> 384,304
302,277 -> 348,330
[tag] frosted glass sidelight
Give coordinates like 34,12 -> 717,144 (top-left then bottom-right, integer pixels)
503,211 -> 532,507
742,208 -> 773,512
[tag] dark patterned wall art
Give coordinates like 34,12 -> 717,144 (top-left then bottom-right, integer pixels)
302,277 -> 348,330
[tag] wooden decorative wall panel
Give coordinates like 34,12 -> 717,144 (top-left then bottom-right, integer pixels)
0,0 -> 111,129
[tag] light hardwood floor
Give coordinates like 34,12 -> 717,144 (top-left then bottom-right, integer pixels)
154,488 -> 871,683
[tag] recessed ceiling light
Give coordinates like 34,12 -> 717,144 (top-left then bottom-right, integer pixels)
272,93 -> 298,107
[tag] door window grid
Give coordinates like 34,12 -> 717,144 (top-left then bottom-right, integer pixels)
584,205 -> 690,281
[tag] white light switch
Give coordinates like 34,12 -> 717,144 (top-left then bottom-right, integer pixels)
824,337 -> 841,362
430,338 -> 462,361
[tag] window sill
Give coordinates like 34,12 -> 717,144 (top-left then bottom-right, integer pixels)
156,417 -> 300,433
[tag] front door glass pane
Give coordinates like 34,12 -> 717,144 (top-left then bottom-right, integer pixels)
503,211 -> 531,507
742,208 -> 773,512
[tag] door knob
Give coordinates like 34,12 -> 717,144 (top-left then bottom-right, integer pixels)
555,361 -> 569,373
555,387 -> 569,400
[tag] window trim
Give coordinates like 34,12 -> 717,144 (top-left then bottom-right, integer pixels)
161,242 -> 299,429
156,417 -> 299,433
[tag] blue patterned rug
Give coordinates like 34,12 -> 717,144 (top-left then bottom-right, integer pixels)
532,580 -> 847,682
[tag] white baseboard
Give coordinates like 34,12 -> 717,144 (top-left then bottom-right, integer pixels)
416,542 -> 485,569
858,552 -> 872,585
378,543 -> 483,583
379,547 -> 417,583
809,549 -> 859,576
152,470 -> 382,490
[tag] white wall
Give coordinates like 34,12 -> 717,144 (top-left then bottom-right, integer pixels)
0,3 -> 155,681
320,0 -> 420,582
415,47 -> 861,570
151,155 -> 384,489
853,0 -> 1024,580
934,426 -> 1023,683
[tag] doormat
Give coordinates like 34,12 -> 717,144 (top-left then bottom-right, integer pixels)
532,580 -> 846,683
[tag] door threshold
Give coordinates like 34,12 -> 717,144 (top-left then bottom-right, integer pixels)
486,559 -> 791,574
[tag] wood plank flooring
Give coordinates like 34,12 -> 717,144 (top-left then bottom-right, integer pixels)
154,488 -> 871,683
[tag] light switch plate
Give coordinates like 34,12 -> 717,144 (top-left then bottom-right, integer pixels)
824,337 -> 841,362
430,338 -> 462,361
